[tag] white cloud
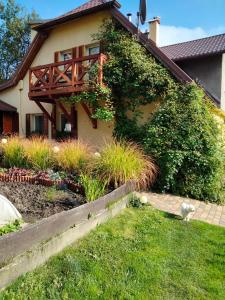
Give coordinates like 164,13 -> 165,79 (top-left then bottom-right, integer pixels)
158,25 -> 225,46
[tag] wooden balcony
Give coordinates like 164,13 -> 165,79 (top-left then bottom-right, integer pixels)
29,53 -> 107,101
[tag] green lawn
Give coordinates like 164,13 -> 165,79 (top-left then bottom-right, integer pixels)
1,206 -> 225,300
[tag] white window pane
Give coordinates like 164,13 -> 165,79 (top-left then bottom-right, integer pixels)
89,47 -> 100,55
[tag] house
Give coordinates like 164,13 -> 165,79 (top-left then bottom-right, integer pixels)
161,34 -> 225,111
0,0 -> 194,147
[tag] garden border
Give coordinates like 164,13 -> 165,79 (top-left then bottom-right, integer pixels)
0,181 -> 135,289
0,173 -> 82,193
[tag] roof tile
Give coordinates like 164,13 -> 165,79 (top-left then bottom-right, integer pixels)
57,0 -> 112,18
161,34 -> 225,61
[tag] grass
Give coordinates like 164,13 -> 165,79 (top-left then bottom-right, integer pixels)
94,141 -> 157,188
45,187 -> 70,202
80,174 -> 107,202
55,140 -> 90,173
24,137 -> 54,170
1,207 -> 225,300
1,137 -> 26,168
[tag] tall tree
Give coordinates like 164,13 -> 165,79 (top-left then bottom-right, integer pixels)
0,0 -> 38,83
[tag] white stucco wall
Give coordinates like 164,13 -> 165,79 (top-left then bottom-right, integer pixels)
0,10 -> 114,147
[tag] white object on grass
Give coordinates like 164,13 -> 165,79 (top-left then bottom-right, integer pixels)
0,195 -> 22,227
181,203 -> 195,222
140,195 -> 148,204
94,152 -> 101,158
53,146 -> 60,153
1,138 -> 7,144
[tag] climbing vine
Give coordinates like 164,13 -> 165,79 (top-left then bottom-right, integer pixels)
62,20 -> 225,202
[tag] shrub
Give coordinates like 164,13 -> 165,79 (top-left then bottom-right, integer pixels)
55,140 -> 90,173
1,137 -> 26,168
24,137 -> 54,170
0,219 -> 22,236
80,174 -> 107,202
128,194 -> 143,208
94,141 -> 157,189
143,85 -> 225,203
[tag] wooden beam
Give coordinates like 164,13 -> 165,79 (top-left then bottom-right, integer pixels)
51,104 -> 57,139
57,102 -> 72,123
81,103 -> 97,129
34,101 -> 56,126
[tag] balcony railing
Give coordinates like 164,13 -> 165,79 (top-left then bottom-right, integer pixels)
29,53 -> 107,100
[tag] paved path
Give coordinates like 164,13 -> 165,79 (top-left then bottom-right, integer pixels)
138,192 -> 225,227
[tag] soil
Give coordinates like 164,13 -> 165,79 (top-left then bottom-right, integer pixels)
0,182 -> 85,223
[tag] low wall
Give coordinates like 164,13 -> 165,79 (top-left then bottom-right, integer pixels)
0,173 -> 82,193
0,181 -> 135,289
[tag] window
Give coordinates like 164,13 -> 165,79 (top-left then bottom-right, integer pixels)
63,52 -> 72,61
60,114 -> 67,132
61,50 -> 72,62
31,114 -> 44,134
87,45 -> 100,56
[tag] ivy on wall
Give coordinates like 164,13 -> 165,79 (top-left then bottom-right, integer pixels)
62,20 -> 225,202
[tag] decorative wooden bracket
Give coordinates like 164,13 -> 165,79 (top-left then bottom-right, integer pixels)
35,101 -> 56,127
57,101 -> 72,123
81,103 -> 97,129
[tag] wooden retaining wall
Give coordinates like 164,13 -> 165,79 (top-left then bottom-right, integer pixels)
0,181 -> 135,289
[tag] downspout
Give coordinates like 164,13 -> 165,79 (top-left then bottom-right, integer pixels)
18,80 -> 25,136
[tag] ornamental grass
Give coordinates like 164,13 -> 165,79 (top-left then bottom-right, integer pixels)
55,140 -> 90,173
94,141 -> 157,189
80,174 -> 107,202
24,137 -> 54,170
1,136 -> 27,168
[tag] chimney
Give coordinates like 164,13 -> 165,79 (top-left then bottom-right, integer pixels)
127,13 -> 132,23
148,16 -> 160,45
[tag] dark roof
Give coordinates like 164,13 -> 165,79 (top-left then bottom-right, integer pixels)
34,0 -> 121,31
161,33 -> 225,61
29,19 -> 50,25
0,99 -> 17,112
0,0 -> 192,94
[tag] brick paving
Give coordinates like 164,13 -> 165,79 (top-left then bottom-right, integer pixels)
138,192 -> 225,227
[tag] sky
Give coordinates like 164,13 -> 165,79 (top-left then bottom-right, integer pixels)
17,0 -> 225,46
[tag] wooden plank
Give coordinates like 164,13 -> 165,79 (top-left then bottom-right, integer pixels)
58,102 -> 72,122
30,54 -> 99,71
0,182 -> 135,267
72,47 -> 77,59
54,51 -> 59,63
34,101 -> 56,126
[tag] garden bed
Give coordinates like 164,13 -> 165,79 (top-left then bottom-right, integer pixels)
0,181 -> 84,223
0,137 -> 155,235
0,182 -> 135,289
